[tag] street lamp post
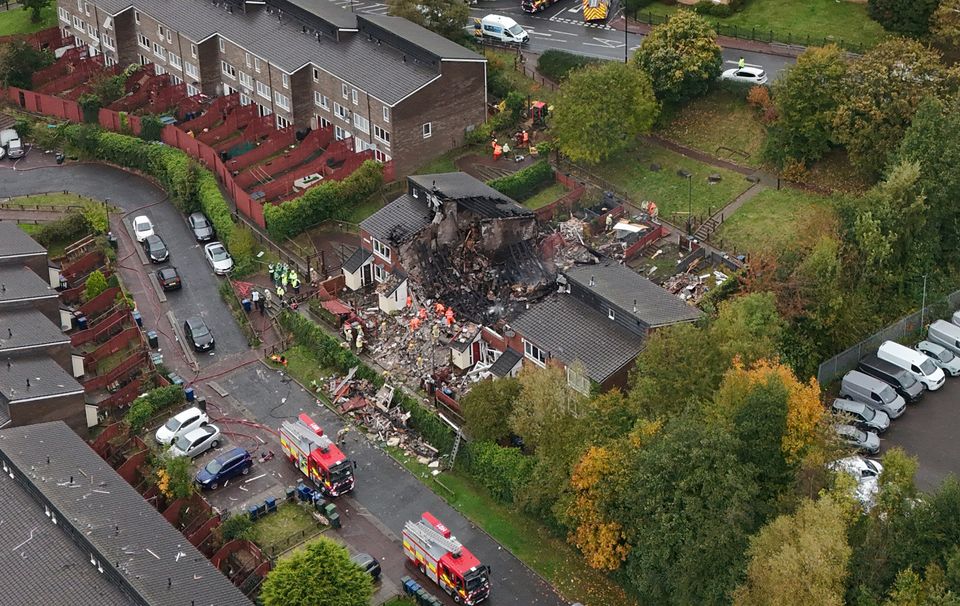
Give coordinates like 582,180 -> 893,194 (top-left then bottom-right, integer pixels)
677,169 -> 693,236
920,273 -> 928,329
623,7 -> 629,63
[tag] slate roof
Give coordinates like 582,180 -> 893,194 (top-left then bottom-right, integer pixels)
409,173 -> 531,220
565,263 -> 702,328
358,15 -> 484,62
0,308 -> 69,354
489,348 -> 522,378
276,0 -> 359,30
0,421 -> 252,606
0,355 -> 84,403
95,0 -> 444,105
0,457 -> 135,605
342,247 -> 371,273
0,265 -> 57,304
0,221 -> 47,259
360,193 -> 431,243
509,295 -> 646,384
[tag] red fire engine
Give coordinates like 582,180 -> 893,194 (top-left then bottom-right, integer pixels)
279,413 -> 355,497
403,512 -> 491,605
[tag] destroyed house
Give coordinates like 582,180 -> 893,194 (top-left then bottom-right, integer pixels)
347,172 -> 543,320
506,262 -> 702,392
0,421 -> 252,606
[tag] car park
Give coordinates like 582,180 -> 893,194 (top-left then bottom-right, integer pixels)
350,552 -> 382,580
195,447 -> 253,490
155,406 -> 209,444
840,370 -> 907,419
168,425 -> 221,458
183,316 -> 215,351
857,354 -> 924,403
835,424 -> 881,455
915,340 -> 960,376
928,319 -> 960,357
831,398 -> 890,434
204,241 -> 234,275
720,66 -> 768,85
877,340 -> 945,391
132,215 -> 155,242
156,266 -> 182,291
188,212 -> 215,242
142,234 -> 169,263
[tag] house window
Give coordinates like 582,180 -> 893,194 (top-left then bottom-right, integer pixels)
239,93 -> 251,105
218,38 -> 225,52
334,126 -> 351,141
412,188 -> 418,198
566,367 -> 591,395
137,33 -> 149,50
245,52 -> 251,67
239,71 -> 253,89
374,149 -> 391,163
157,25 -> 164,38
371,238 -> 390,261
84,1 -> 90,15
185,62 -> 199,78
374,125 -> 390,145
333,102 -> 349,121
383,106 -> 390,123
523,340 -> 547,367
87,23 -> 96,38
76,0 -> 81,10
254,57 -> 261,72
608,308 -> 615,321
314,91 -> 329,109
351,89 -> 358,105
169,52 -> 181,69
274,92 -> 290,110
190,43 -> 197,58
222,83 -> 234,96
341,83 -> 348,99
139,54 -> 148,65
318,116 -> 331,129
256,80 -> 270,99
276,115 -> 290,129
186,83 -> 200,96
313,68 -> 319,82
171,74 -> 182,85
373,263 -> 386,283
58,7 -> 69,23
258,104 -> 272,117
221,61 -> 236,79
282,73 -> 289,89
422,122 -> 432,139
353,114 -> 369,134
73,16 -> 84,31
153,42 -> 166,60
134,10 -> 140,23
155,64 -> 167,76
105,55 -> 117,67
101,33 -> 115,50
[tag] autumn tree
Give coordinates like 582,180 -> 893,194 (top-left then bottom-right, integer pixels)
634,10 -> 722,104
551,61 -> 659,164
709,292 -> 785,368
156,453 -> 193,500
867,0 -> 940,37
733,495 -> 852,606
260,538 -> 373,606
833,38 -> 953,180
461,377 -> 520,443
386,0 -> 468,40
932,0 -> 960,50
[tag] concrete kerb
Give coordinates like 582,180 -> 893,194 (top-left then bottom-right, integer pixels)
167,309 -> 199,372
147,270 -> 167,303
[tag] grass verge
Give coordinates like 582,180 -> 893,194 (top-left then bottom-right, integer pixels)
248,502 -> 326,558
0,5 -> 56,36
278,345 -> 337,394
713,186 -> 836,254
522,183 -> 567,210
659,88 -> 765,168
17,222 -> 70,257
486,49 -> 558,105
1,192 -> 103,208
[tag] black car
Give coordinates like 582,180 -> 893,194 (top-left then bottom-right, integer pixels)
143,234 -> 169,263
195,447 -> 253,490
156,267 -> 182,291
350,553 -> 381,581
183,316 -> 214,352
188,212 -> 215,242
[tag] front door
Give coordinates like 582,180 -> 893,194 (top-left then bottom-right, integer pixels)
361,262 -> 373,286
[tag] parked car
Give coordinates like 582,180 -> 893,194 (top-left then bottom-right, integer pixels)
168,424 -> 221,458
350,553 -> 382,581
183,316 -> 215,352
156,266 -> 182,291
155,406 -> 209,444
132,215 -> 155,242
720,66 -> 768,85
857,354 -> 924,403
6,138 -> 25,159
142,234 -> 169,263
915,340 -> 960,377
840,370 -> 907,419
929,320 -> 960,357
877,340 -> 945,391
188,212 -> 215,242
830,456 -> 883,510
195,447 -> 253,490
835,424 -> 881,455
831,398 -> 890,434
204,241 -> 234,275
0,128 -> 18,148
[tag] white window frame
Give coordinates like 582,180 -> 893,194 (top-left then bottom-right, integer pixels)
58,7 -> 69,23
374,125 -> 390,146
185,62 -> 199,79
153,42 -> 166,60
84,1 -> 90,15
190,43 -> 197,58
239,92 -> 251,105
137,33 -> 149,50
282,73 -> 289,89
383,106 -> 390,123
313,68 -> 319,82
254,57 -> 261,73
334,126 -> 351,141
371,238 -> 390,262
374,149 -> 391,163
353,113 -> 369,134
341,83 -> 348,99
351,89 -> 358,105
256,80 -> 270,100
314,91 -> 329,110
274,91 -> 290,110
134,10 -> 140,23
186,83 -> 200,97
608,308 -> 615,321
168,52 -> 181,69
87,23 -> 96,38
171,74 -> 183,85
155,64 -> 166,76
221,61 -> 236,79
157,25 -> 164,38
101,33 -> 115,51
566,367 -> 591,395
334,102 -> 349,122
276,114 -> 290,129
73,16 -> 84,31
239,71 -> 253,89
422,122 -> 432,139
523,339 -> 547,367
373,263 -> 386,283
218,38 -> 225,52
245,52 -> 251,67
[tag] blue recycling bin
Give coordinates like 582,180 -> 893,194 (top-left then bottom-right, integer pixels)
184,387 -> 195,402
248,505 -> 260,521
76,315 -> 88,330
168,373 -> 185,387
297,484 -> 314,502
241,298 -> 251,312
132,310 -> 142,327
265,497 -> 278,513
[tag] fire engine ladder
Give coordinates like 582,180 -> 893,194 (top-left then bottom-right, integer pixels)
281,420 -> 334,453
405,519 -> 463,557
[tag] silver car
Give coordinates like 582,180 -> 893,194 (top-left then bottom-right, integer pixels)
832,398 -> 890,434
916,340 -> 960,377
835,424 -> 880,455
168,425 -> 221,458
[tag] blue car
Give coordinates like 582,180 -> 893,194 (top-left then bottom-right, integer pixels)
195,447 -> 253,490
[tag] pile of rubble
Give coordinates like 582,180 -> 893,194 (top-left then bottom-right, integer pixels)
662,269 -> 729,304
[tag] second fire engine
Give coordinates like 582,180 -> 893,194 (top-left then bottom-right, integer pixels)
403,512 -> 491,604
279,413 -> 356,497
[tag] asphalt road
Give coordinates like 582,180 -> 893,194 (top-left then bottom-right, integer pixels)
0,162 -> 248,367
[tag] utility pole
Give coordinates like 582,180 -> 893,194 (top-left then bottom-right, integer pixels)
623,7 -> 628,64
920,273 -> 928,329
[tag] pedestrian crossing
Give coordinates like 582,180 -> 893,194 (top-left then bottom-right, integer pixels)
547,16 -> 613,30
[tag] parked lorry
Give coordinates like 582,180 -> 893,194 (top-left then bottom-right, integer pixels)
403,512 -> 492,605
279,413 -> 355,497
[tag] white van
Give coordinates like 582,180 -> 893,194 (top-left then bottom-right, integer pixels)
0,128 -> 18,148
478,15 -> 529,44
877,340 -> 945,391
929,319 -> 960,357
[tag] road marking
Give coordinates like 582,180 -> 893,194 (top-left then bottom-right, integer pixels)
582,37 -> 624,48
530,31 -> 552,37
550,4 -> 569,18
548,29 -> 577,35
567,6 -> 579,12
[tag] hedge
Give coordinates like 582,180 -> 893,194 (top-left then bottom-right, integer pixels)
277,311 -> 455,452
487,159 -> 554,202
536,50 -> 601,83
459,441 -> 533,503
126,385 -> 185,432
263,160 -> 384,240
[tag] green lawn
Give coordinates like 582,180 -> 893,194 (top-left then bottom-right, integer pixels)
486,49 -> 558,105
1,192 -> 101,208
275,345 -> 336,395
713,186 -> 836,254
635,0 -> 886,51
248,503 -> 325,557
0,5 -> 56,36
594,145 -> 752,220
344,194 -> 384,224
18,222 -> 71,257
659,89 -> 765,168
415,144 -> 485,175
382,598 -> 416,606
522,183 -> 567,210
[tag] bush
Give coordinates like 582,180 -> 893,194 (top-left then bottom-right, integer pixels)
536,50 -> 600,83
33,211 -> 90,247
125,385 -> 185,432
465,121 -> 494,145
80,201 -> 108,234
485,52 -> 514,100
139,115 -> 164,142
487,159 -> 554,201
692,0 -> 734,17
220,514 -> 255,541
84,269 -> 108,301
228,226 -> 258,277
78,94 -> 102,124
460,441 -> 533,503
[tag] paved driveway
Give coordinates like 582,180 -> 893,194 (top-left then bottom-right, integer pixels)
0,163 -> 248,367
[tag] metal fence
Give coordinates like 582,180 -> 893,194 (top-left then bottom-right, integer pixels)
816,289 -> 960,386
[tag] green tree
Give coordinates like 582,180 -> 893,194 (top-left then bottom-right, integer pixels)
386,0 -> 468,40
832,38 -> 952,180
733,496 -> 852,606
634,10 -> 722,104
462,377 -> 520,442
21,0 -> 50,22
932,0 -> 960,49
84,269 -> 109,301
763,45 -> 848,167
710,292 -> 784,368
157,453 -> 194,500
509,365 -> 586,450
551,61 -> 658,164
0,41 -> 54,89
867,0 -> 940,37
884,566 -> 960,606
260,537 -> 373,606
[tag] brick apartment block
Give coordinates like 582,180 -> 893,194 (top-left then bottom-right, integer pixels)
55,0 -> 488,176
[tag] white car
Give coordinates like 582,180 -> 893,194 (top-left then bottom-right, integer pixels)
133,215 -> 155,242
831,456 -> 883,510
155,407 -> 209,445
720,66 -> 768,85
168,424 -> 221,458
915,340 -> 960,377
204,241 -> 234,275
